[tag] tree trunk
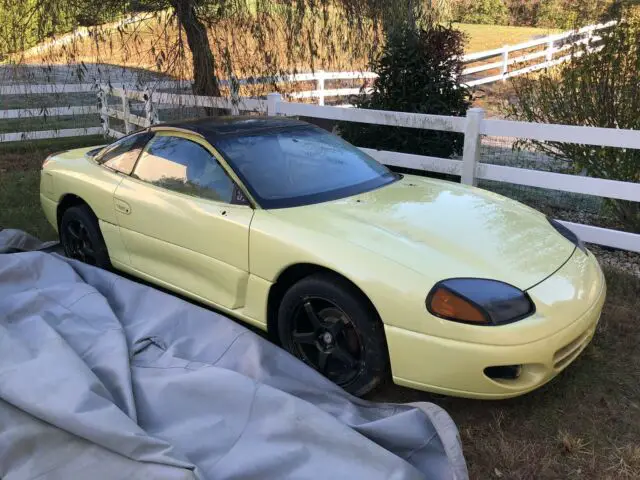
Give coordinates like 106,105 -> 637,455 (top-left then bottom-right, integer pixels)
170,0 -> 220,97
381,0 -> 420,33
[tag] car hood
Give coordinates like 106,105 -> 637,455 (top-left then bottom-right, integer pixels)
269,175 -> 575,290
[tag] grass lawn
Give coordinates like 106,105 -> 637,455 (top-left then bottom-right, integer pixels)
455,23 -> 560,53
2,136 -> 639,479
0,136 -> 103,240
0,115 -> 101,134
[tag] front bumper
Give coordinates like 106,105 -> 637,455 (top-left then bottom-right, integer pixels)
385,256 -> 606,399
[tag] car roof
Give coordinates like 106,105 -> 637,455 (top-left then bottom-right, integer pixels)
151,116 -> 312,143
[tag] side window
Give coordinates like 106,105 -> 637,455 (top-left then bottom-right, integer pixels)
98,131 -> 153,175
132,136 -> 235,203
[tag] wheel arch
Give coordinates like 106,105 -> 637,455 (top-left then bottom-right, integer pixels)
56,194 -> 94,229
266,262 -> 383,339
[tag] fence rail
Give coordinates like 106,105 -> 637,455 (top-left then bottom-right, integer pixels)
0,72 -> 362,143
460,20 -> 616,86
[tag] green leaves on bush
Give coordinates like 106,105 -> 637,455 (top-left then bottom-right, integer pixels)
455,0 -> 510,25
508,19 -> 640,232
339,23 -> 472,161
451,0 -> 617,29
535,0 -> 616,29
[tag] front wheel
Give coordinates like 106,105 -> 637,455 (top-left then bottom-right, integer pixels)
277,273 -> 389,396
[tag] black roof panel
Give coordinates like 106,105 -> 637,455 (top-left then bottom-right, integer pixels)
152,115 -> 311,142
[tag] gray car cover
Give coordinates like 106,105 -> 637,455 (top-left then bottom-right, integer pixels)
0,229 -> 468,480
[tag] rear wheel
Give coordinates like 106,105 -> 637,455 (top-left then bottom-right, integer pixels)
60,205 -> 111,269
277,273 -> 389,396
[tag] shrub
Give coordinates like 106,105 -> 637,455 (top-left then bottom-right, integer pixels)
501,0 -> 615,28
504,0 -> 542,26
339,23 -> 472,161
536,0 -> 615,29
508,18 -> 640,232
454,0 -> 510,25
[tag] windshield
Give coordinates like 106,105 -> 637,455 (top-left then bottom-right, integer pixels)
214,126 -> 398,208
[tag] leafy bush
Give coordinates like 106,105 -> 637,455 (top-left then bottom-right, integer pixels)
0,0 -> 121,55
454,0 -> 510,25
536,0 -> 615,29
339,23 -> 472,161
504,0 -> 543,26
425,0 -> 456,23
508,18 -> 640,232
476,0 -> 617,28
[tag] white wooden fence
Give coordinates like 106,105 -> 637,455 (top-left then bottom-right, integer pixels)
0,72 -> 370,143
98,87 -> 640,253
0,18 -> 619,143
461,20 -> 616,86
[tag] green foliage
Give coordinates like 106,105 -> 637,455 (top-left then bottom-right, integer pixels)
535,0 -> 615,29
451,0 -> 617,28
340,23 -> 471,161
508,19 -> 640,232
454,0 -> 509,25
503,0 -> 542,26
536,1 -> 579,28
0,0 -> 122,56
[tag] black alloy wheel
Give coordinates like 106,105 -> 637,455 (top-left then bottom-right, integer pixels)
290,296 -> 364,386
278,273 -> 389,396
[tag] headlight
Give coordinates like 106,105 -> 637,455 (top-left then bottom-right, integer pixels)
426,278 -> 535,326
548,217 -> 586,252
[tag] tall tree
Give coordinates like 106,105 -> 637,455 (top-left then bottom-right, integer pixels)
3,0 -> 401,97
169,0 -> 219,96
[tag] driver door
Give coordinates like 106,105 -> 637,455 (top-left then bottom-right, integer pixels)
113,132 -> 254,309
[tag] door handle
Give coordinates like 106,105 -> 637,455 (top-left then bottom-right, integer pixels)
114,198 -> 131,215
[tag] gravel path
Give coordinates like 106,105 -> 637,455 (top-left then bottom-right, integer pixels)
590,245 -> 640,277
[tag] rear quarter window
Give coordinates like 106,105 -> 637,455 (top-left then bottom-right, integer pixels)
97,131 -> 154,175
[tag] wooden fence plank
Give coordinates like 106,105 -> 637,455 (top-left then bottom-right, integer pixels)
0,127 -> 103,142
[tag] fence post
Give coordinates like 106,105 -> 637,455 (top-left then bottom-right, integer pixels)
121,90 -> 131,134
144,87 -> 158,127
501,46 -> 509,81
98,85 -> 109,136
546,39 -> 554,62
230,75 -> 240,116
267,92 -> 282,116
317,70 -> 325,106
461,108 -> 484,186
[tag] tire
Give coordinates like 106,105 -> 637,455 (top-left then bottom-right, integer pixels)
277,273 -> 389,396
59,205 -> 111,269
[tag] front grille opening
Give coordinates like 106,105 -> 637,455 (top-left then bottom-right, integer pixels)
484,365 -> 522,381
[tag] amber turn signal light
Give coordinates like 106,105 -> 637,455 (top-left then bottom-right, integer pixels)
429,288 -> 487,324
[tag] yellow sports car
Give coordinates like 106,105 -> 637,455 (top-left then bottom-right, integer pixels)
40,116 -> 606,398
